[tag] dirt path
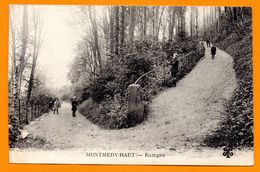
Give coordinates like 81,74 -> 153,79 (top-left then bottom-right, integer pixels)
24,45 -> 237,151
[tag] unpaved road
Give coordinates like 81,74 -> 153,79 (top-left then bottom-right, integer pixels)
24,45 -> 237,151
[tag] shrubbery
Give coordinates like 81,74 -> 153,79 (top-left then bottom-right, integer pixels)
204,17 -> 253,148
8,87 -> 55,148
78,39 -> 204,129
8,114 -> 21,148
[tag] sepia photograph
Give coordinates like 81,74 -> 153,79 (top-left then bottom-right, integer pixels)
8,5 -> 253,165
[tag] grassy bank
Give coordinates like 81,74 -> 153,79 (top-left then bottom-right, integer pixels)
204,18 -> 253,148
78,39 -> 205,129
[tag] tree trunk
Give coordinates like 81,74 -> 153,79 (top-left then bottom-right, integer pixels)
195,7 -> 198,38
154,6 -> 159,41
155,7 -> 165,41
13,6 -> 29,125
203,7 -> 206,37
114,6 -> 120,54
18,6 -> 29,95
168,7 -> 176,41
190,7 -> 193,37
109,7 -> 115,55
26,9 -> 43,124
120,6 -> 126,48
88,7 -> 102,71
129,6 -> 136,44
9,8 -> 16,104
143,6 -> 147,38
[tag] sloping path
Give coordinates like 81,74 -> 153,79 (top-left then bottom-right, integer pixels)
24,45 -> 237,151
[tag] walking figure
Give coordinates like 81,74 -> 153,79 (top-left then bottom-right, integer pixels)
53,98 -> 61,114
211,45 -> 217,60
71,96 -> 78,117
170,52 -> 179,87
206,40 -> 210,47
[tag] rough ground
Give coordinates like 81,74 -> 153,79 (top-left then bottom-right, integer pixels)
24,45 -> 237,151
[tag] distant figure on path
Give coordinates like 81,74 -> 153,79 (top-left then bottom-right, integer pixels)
170,52 -> 179,87
206,40 -> 210,47
49,99 -> 54,111
211,45 -> 217,59
53,98 -> 61,114
71,96 -> 78,117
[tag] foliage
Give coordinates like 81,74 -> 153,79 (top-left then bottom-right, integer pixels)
78,39 -> 204,129
204,14 -> 253,148
8,85 -> 55,148
8,113 -> 21,148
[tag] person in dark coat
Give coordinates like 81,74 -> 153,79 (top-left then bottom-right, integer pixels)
71,96 -> 78,117
206,40 -> 210,47
170,52 -> 179,86
49,99 -> 54,111
211,45 -> 217,59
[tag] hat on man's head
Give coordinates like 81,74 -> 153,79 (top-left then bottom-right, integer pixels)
73,96 -> 77,99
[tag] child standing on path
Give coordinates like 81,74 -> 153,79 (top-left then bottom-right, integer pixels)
170,52 -> 179,87
53,98 -> 61,114
71,96 -> 78,117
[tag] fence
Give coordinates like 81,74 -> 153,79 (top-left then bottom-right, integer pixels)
8,97 -> 51,125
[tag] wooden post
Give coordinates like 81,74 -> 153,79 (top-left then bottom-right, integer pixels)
127,84 -> 144,123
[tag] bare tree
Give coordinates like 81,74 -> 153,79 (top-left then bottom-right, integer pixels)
114,6 -> 120,54
88,7 -> 102,71
190,7 -> 194,37
12,6 -> 29,124
195,7 -> 199,38
168,7 -> 176,41
129,6 -> 136,44
155,7 -> 165,41
109,7 -> 115,54
25,7 -> 44,124
120,6 -> 126,48
142,6 -> 147,39
9,7 -> 17,102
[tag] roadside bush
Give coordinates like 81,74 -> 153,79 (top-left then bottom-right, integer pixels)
8,114 -> 21,148
79,39 -> 204,129
8,86 -> 55,148
204,17 -> 253,148
177,51 -> 202,80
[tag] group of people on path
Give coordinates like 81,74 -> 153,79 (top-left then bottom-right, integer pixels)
48,96 -> 78,117
48,98 -> 61,114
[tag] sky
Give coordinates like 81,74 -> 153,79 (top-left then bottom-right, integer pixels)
35,5 -> 80,89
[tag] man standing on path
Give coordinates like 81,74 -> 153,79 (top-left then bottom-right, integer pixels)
71,96 -> 78,117
170,52 -> 179,87
211,45 -> 217,60
206,40 -> 210,47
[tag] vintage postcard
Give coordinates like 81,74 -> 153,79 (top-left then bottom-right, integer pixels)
8,5 -> 253,165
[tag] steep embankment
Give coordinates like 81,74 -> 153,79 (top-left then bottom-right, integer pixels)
204,32 -> 253,148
